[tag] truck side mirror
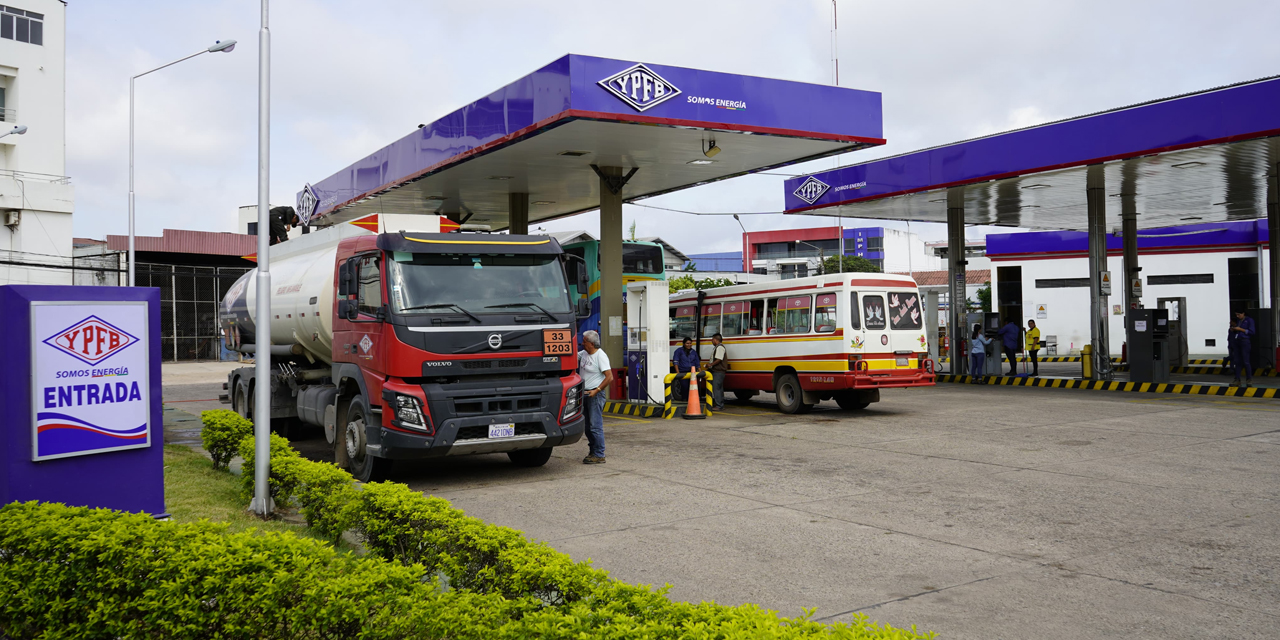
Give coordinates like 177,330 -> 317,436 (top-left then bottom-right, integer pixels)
567,255 -> 588,294
337,261 -> 353,296
337,299 -> 359,321
576,298 -> 590,320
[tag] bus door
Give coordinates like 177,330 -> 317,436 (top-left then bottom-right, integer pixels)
848,291 -> 867,363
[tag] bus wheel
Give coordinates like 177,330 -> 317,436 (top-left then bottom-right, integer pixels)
775,374 -> 813,414
344,395 -> 392,483
835,391 -> 871,411
733,390 -> 758,403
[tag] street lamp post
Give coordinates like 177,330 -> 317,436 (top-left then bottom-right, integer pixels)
0,124 -> 27,140
796,240 -> 826,276
128,39 -> 236,286
250,0 -> 272,517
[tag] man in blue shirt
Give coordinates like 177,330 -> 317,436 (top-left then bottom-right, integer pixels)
672,337 -> 701,400
996,319 -> 1022,376
1229,310 -> 1256,387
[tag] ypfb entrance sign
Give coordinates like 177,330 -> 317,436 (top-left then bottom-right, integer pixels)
1,285 -> 164,516
34,305 -> 149,460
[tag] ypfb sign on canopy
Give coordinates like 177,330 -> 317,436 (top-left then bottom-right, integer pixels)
32,302 -> 151,461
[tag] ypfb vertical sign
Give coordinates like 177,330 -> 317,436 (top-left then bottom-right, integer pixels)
31,301 -> 151,461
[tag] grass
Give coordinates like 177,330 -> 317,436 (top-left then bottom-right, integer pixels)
163,444 -> 334,544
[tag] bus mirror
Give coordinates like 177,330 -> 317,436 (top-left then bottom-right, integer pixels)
576,298 -> 590,319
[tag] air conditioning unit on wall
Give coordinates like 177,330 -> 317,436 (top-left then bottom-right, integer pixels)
4,209 -> 19,229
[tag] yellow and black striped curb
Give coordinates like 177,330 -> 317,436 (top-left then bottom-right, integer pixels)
940,356 -> 1083,363
1112,364 -> 1278,377
602,401 -> 663,418
663,372 -> 716,419
937,374 -> 1279,399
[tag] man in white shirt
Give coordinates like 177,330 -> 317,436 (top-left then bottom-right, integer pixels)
577,330 -> 613,464
708,333 -> 728,411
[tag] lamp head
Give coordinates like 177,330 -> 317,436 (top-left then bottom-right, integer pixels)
732,214 -> 740,221
10,125 -> 27,135
208,39 -> 237,53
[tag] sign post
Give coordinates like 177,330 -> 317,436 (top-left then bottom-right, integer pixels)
0,285 -> 165,516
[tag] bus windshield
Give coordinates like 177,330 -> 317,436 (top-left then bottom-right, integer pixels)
622,243 -> 664,274
387,253 -> 572,315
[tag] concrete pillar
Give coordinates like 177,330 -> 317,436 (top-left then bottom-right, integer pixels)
508,193 -> 529,235
1269,169 -> 1278,356
946,187 -> 967,374
1086,165 -> 1113,379
599,167 -> 626,367
925,289 -> 940,361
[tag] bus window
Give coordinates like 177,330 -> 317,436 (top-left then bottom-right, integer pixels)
747,300 -> 765,335
779,295 -> 811,333
863,295 -> 886,330
814,293 -> 837,333
721,301 -> 746,336
671,305 -> 697,340
700,304 -> 721,338
889,291 -> 922,330
849,292 -> 861,330
765,299 -> 781,334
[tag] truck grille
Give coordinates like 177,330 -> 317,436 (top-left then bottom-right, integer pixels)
453,396 -> 543,416
456,422 -> 544,441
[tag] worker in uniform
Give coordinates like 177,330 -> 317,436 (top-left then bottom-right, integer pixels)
1229,310 -> 1255,388
269,206 -> 300,245
1025,319 -> 1041,377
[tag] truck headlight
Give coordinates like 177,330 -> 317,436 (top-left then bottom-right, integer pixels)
562,384 -> 583,421
394,394 -> 429,432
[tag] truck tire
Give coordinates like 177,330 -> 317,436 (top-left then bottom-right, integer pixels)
733,390 -> 758,402
234,381 -> 252,421
343,396 -> 391,483
507,448 -> 553,467
835,391 -> 871,411
774,373 -> 813,414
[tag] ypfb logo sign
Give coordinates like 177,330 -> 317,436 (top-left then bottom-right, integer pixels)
793,176 -> 830,205
43,315 -> 138,366
598,63 -> 681,112
32,302 -> 151,461
297,183 -> 320,225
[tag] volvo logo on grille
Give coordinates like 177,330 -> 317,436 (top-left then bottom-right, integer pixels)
598,63 -> 681,112
487,333 -> 503,350
793,176 -> 830,205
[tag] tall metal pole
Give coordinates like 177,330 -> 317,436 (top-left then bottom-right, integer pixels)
250,0 -> 273,516
128,76 -> 135,286
946,187 -> 967,374
1268,169 -> 1278,364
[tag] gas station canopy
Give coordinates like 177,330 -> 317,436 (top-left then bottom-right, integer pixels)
300,54 -> 885,229
783,76 -> 1280,230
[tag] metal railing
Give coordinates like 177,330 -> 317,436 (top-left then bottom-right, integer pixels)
0,169 -> 72,184
0,108 -> 15,123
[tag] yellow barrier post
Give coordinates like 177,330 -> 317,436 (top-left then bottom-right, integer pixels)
1081,345 -> 1093,379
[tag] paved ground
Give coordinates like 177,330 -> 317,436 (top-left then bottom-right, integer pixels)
163,363 -> 1280,639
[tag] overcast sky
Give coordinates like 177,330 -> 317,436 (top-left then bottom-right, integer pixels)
67,0 -> 1280,252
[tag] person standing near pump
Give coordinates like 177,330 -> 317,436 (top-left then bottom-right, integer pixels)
672,337 -> 700,401
578,330 -> 613,464
1025,319 -> 1041,377
708,333 -> 728,411
1229,310 -> 1255,388
996,319 -> 1022,376
970,324 -> 991,383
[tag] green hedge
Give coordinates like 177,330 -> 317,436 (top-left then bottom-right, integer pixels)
199,409 -> 254,470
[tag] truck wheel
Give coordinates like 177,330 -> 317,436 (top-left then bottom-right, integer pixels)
774,373 -> 813,414
835,391 -> 871,411
343,396 -> 391,483
234,382 -> 252,420
733,390 -> 758,403
507,448 -> 553,467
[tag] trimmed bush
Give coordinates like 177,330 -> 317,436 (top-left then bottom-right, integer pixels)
199,409 -> 254,469
236,432 -> 299,505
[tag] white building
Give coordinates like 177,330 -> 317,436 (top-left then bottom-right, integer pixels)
0,1 -> 71,285
987,221 -> 1272,356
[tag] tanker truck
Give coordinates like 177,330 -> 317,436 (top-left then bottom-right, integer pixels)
219,214 -> 590,481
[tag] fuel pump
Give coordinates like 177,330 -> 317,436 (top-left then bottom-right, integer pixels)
1128,308 -> 1170,383
625,280 -> 671,404
1156,297 -> 1188,368
982,312 -> 1003,375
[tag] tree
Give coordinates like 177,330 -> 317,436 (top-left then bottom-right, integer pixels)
682,261 -> 698,272
628,221 -> 637,241
973,281 -> 992,312
820,255 -> 880,274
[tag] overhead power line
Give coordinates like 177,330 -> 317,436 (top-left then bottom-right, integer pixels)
629,203 -> 784,216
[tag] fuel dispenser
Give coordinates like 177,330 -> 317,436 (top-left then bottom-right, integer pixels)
965,312 -> 1004,375
625,280 -> 671,404
1128,308 -> 1170,383
1244,308 -> 1276,370
1156,297 -> 1189,368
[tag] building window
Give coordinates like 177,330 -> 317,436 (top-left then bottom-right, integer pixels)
752,267 -> 767,276
1035,277 -> 1091,289
866,237 -> 883,251
1147,274 -> 1214,286
1,6 -> 43,46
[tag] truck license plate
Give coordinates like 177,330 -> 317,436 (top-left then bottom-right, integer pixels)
896,357 -> 909,366
488,423 -> 515,438
543,329 -> 573,355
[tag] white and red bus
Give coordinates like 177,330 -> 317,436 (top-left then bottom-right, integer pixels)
669,273 -> 936,413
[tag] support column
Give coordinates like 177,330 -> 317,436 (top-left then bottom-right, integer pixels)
1086,165 -> 1113,380
1268,169 -> 1278,361
597,166 -> 629,368
925,289 -> 940,362
508,193 -> 529,235
946,187 -> 967,374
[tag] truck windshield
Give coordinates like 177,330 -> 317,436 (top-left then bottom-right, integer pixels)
387,253 -> 572,315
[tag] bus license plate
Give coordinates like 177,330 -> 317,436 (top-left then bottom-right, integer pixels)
489,423 -> 515,438
543,329 -> 573,355
896,356 -> 909,366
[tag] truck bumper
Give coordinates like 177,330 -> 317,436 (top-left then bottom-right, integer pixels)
375,412 -> 585,460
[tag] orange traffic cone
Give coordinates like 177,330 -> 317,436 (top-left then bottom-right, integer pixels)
682,368 -> 706,420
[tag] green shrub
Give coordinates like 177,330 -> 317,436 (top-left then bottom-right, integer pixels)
199,409 -> 254,470
236,432 -> 300,505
